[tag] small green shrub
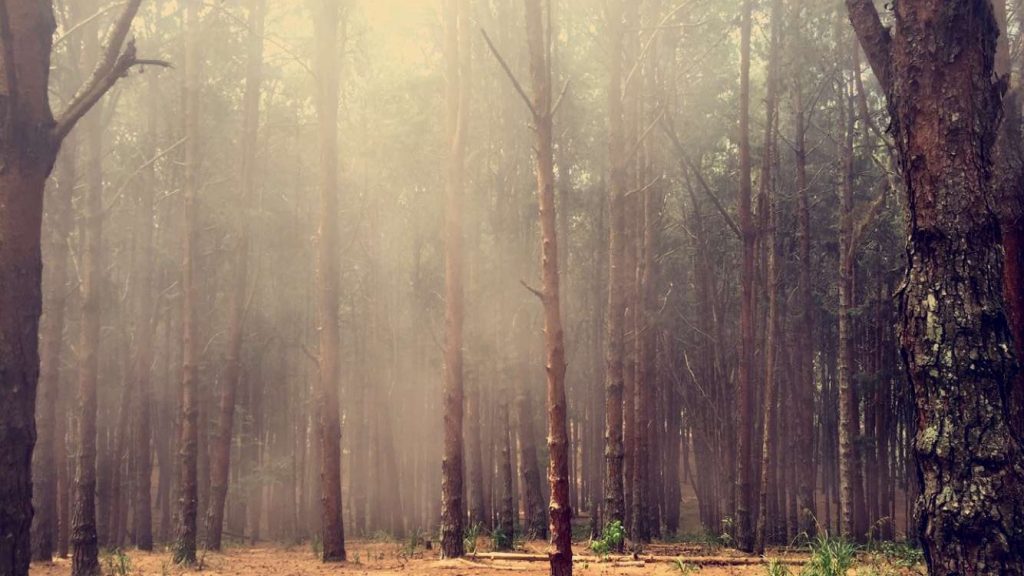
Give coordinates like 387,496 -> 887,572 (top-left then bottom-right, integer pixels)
589,520 -> 625,557
801,533 -> 857,576
463,522 -> 482,553
491,526 -> 513,551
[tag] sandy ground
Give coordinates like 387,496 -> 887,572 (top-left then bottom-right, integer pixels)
29,540 -> 811,576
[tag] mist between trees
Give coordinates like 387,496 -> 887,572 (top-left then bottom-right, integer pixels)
1,1 -> 1023,576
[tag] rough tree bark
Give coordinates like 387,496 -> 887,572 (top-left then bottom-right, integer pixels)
0,0 -> 151,572
522,0 -> 572,572
313,0 -> 346,562
847,0 -> 1024,573
441,0 -> 468,559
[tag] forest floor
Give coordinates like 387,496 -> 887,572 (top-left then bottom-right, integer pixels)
29,539 -> 920,576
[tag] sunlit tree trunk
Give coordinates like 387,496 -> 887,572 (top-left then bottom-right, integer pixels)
313,0 -> 346,561
848,0 -> 1024,572
441,0 -> 468,558
522,0 -> 572,573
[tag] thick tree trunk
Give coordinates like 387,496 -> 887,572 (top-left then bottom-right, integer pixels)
848,0 -> 1024,572
516,387 -> 548,539
313,0 -> 346,561
441,0 -> 468,559
497,388 -> 515,550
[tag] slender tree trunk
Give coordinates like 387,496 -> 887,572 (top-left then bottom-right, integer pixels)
603,0 -> 627,517
522,1 -> 572,573
32,127 -> 75,565
313,0 -> 346,561
206,0 -> 264,551
516,387 -> 548,539
71,27 -> 104,572
497,386 -> 515,550
173,0 -> 202,564
131,73 -> 160,554
441,0 -> 468,558
790,0 -> 817,539
848,0 -> 1024,572
735,0 -> 755,553
754,0 -> 781,553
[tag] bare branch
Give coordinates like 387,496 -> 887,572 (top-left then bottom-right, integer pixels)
623,0 -> 693,97
626,109 -> 665,160
661,118 -> 741,239
845,0 -> 892,93
481,28 -> 537,119
550,78 -> 570,118
520,279 -> 544,301
52,0 -> 170,145
104,136 -> 187,214
848,183 -> 889,257
53,1 -> 125,47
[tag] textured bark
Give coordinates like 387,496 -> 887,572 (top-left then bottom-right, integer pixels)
313,0 -> 346,562
602,0 -> 626,532
521,0 -> 572,572
836,39 -> 859,541
205,0 -> 264,551
173,0 -> 202,564
441,0 -> 467,559
848,0 -> 1024,573
993,0 -> 1024,438
734,0 -> 755,554
0,0 -> 144,569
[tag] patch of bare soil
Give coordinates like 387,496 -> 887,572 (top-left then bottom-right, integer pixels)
24,540 -> 854,576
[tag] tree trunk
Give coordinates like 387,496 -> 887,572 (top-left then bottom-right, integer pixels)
516,387 -> 548,539
31,127 -> 75,565
441,0 -> 468,559
734,0 -> 755,554
848,0 -> 1024,572
71,26 -> 104,572
205,0 -> 264,551
313,0 -> 346,561
754,0 -> 781,553
523,0 -> 572,573
602,0 -> 626,517
173,0 -> 202,564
